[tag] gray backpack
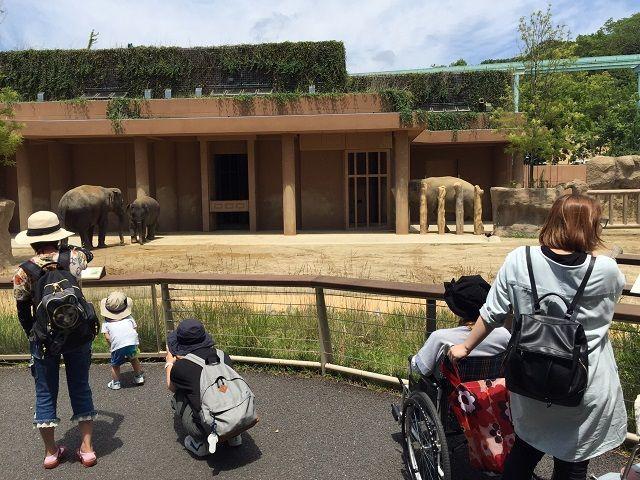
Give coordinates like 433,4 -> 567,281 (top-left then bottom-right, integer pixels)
185,350 -> 257,452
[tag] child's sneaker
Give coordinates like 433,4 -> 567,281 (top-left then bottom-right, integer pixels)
183,435 -> 208,457
227,435 -> 243,447
134,373 -> 145,385
107,380 -> 121,390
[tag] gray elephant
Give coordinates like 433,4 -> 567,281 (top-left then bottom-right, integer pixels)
409,176 -> 476,227
127,195 -> 160,245
58,185 -> 126,249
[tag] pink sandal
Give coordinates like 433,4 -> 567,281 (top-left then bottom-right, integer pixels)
44,445 -> 66,469
76,448 -> 97,467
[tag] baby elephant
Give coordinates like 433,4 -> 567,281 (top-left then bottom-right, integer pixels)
127,195 -> 160,245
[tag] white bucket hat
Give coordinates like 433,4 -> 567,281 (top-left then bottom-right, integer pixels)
100,291 -> 133,320
15,211 -> 74,245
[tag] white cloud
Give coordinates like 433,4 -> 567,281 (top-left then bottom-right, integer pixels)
1,0 -> 637,72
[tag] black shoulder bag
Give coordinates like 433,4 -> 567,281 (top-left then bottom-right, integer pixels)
503,246 -> 595,407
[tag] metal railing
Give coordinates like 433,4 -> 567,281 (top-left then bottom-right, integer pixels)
1,272 -> 640,430
588,189 -> 640,228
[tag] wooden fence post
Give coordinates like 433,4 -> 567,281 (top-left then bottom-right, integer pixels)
437,186 -> 446,235
474,185 -> 484,235
454,182 -> 464,235
150,284 -> 162,353
425,299 -> 437,340
419,182 -> 428,235
160,283 -> 175,334
315,287 -> 333,374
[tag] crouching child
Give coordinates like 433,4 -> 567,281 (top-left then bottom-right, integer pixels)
165,319 -> 257,457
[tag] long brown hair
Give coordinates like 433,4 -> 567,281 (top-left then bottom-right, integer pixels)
539,194 -> 603,253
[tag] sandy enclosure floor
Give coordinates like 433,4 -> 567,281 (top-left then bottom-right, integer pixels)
4,230 -> 640,289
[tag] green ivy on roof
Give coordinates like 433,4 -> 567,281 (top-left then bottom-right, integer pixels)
0,41 -> 348,100
347,71 -> 512,110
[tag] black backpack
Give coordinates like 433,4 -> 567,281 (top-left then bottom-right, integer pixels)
21,249 -> 99,356
503,246 -> 595,407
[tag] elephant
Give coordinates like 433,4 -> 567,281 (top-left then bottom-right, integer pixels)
58,185 -> 126,249
408,176 -> 476,229
127,195 -> 160,245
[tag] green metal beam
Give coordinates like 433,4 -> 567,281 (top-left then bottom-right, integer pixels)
350,54 -> 640,76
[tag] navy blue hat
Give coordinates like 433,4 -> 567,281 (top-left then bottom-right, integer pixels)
444,275 -> 491,321
167,319 -> 214,356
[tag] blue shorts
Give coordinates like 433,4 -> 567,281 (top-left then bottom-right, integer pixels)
110,345 -> 139,367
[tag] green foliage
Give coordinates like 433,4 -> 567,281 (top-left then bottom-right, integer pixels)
347,70 -> 511,111
0,41 -> 348,101
418,111 -> 485,130
0,87 -> 23,166
575,12 -> 640,56
106,97 -> 145,135
377,88 -> 415,125
449,58 -> 468,66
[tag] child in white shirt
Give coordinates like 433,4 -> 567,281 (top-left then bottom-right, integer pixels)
100,291 -> 144,390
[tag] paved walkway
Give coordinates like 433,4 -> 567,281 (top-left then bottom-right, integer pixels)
0,363 -> 627,479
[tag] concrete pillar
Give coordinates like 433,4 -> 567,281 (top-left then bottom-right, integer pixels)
454,182 -> 464,235
154,141 -> 178,231
199,139 -> 210,232
437,186 -> 446,235
247,138 -> 257,232
394,130 -> 409,234
134,138 -> 150,198
15,145 -> 33,230
282,134 -> 297,235
474,185 -> 485,235
419,181 -> 428,234
48,142 -> 71,211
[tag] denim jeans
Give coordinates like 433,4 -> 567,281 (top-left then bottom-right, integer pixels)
31,341 -> 96,427
172,392 -> 207,442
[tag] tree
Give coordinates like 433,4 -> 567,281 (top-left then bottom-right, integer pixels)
87,29 -> 99,50
449,58 -> 467,67
0,87 -> 23,166
575,13 -> 640,56
493,5 -> 572,184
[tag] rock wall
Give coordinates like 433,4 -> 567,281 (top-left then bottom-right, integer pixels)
491,187 -> 562,237
586,155 -> 640,189
0,199 -> 15,267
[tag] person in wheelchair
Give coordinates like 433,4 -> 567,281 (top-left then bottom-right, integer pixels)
411,275 -> 510,379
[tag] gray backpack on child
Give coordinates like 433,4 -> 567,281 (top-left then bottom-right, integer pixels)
185,350 -> 257,452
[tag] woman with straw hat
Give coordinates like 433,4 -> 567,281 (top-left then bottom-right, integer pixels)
13,211 -> 98,469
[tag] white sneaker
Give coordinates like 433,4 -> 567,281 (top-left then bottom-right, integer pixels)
107,380 -> 121,390
134,373 -> 145,385
227,435 -> 243,447
184,435 -> 208,457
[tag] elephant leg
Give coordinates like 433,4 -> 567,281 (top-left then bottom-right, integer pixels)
80,230 -> 91,250
147,223 -> 156,240
97,218 -> 107,248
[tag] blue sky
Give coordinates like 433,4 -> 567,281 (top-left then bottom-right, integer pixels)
1,0 -> 638,73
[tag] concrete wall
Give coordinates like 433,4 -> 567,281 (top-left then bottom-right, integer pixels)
256,138 -> 283,230
1,164 -> 19,232
300,150 -> 344,230
153,141 -> 178,231
175,141 -> 202,231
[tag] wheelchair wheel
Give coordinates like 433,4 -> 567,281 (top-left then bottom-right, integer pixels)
402,391 -> 451,480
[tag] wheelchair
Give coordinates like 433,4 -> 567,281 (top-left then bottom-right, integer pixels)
391,352 -> 506,480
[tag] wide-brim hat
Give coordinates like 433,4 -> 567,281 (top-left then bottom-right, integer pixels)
167,318 -> 214,356
443,275 -> 491,321
15,211 -> 74,245
100,291 -> 133,321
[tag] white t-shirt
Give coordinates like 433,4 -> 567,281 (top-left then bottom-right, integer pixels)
411,325 -> 511,376
101,316 -> 139,352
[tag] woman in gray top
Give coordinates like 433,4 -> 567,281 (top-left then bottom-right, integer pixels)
449,194 -> 627,480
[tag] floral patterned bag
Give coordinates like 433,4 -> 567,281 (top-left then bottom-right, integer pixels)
441,359 -> 515,473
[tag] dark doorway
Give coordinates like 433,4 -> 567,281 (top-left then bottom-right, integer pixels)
211,153 -> 249,230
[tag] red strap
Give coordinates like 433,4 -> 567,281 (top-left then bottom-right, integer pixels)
440,357 -> 463,388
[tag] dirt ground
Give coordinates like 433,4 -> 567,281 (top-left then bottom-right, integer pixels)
4,230 -> 639,287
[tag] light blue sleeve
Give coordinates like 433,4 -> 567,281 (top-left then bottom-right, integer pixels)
479,251 -> 514,328
412,333 -> 446,376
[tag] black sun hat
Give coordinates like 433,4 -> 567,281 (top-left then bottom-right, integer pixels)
167,319 -> 214,356
443,275 -> 491,321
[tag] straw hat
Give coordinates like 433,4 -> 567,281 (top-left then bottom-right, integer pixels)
15,211 -> 74,245
100,291 -> 133,321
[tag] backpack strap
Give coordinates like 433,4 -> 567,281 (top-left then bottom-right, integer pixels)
57,248 -> 71,270
565,255 -> 597,319
215,348 -> 225,365
19,260 -> 45,282
525,246 -> 541,312
183,353 -> 207,368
